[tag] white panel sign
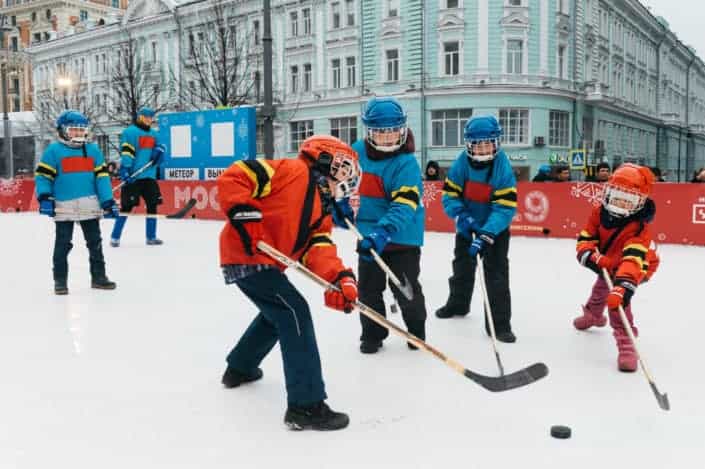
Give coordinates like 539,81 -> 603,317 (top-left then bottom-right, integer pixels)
164,167 -> 199,180
205,167 -> 227,180
171,125 -> 192,158
211,122 -> 234,157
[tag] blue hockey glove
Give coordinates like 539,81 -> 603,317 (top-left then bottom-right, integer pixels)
356,226 -> 392,261
119,166 -> 134,184
101,200 -> 120,219
38,194 -> 55,217
332,197 -> 354,229
468,233 -> 495,259
150,144 -> 166,165
456,212 -> 480,239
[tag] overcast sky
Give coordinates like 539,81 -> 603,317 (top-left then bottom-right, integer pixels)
640,0 -> 705,59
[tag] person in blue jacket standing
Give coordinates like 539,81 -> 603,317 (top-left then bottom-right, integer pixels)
110,107 -> 166,246
352,96 -> 427,354
34,110 -> 120,295
436,115 -> 518,343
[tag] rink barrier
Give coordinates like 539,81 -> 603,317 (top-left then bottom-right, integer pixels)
2,179 -> 704,246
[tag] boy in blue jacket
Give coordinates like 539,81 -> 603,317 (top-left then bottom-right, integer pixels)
35,110 -> 119,295
437,115 -> 518,343
352,97 -> 427,354
110,107 -> 166,246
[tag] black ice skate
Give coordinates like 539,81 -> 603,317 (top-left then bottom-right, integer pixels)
221,366 -> 263,388
360,340 -> 383,354
54,279 -> 68,295
91,276 -> 117,290
284,401 -> 349,431
435,305 -> 468,319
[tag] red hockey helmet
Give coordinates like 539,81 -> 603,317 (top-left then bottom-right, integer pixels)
298,135 -> 361,199
602,163 -> 655,217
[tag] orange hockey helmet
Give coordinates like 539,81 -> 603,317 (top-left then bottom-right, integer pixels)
602,163 -> 655,217
298,135 -> 361,199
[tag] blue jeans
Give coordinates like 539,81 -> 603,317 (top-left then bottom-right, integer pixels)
227,269 -> 327,406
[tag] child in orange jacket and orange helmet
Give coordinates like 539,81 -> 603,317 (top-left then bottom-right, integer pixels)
573,163 -> 660,372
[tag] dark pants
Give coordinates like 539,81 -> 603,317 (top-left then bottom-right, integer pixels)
358,248 -> 427,343
442,231 -> 513,333
53,219 -> 106,281
227,269 -> 327,407
120,178 -> 162,213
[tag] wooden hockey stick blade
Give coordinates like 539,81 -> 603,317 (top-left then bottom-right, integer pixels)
650,382 -> 670,411
464,362 -> 549,392
165,198 -> 197,219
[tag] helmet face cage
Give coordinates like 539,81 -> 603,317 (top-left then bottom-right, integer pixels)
330,152 -> 361,199
602,183 -> 646,217
466,137 -> 500,162
366,125 -> 408,153
60,123 -> 89,145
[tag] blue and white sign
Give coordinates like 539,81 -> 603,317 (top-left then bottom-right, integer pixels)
569,149 -> 586,170
158,107 -> 256,180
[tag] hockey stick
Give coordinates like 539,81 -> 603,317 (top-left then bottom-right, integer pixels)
343,218 -> 414,301
476,256 -> 505,376
257,241 -> 549,392
112,161 -> 154,193
55,198 -> 198,220
602,268 -> 670,411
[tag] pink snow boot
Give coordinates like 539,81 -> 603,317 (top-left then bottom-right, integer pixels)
573,305 -> 608,330
609,308 -> 639,372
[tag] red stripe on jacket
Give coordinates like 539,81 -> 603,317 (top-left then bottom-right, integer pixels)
138,136 -> 156,149
61,156 -> 95,174
463,181 -> 492,203
359,172 -> 386,198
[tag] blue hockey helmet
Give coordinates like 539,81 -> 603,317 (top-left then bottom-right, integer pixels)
56,109 -> 89,146
464,115 -> 502,162
137,107 -> 156,119
361,96 -> 408,152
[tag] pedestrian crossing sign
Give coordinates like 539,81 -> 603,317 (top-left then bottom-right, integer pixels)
570,149 -> 586,170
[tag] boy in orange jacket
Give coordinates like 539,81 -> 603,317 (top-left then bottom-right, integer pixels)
573,163 -> 660,372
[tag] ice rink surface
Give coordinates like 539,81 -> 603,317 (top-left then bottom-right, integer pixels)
1,213 -> 703,469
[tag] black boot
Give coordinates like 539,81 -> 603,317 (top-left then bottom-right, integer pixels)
221,366 -> 263,388
284,401 -> 349,431
54,278 -> 68,295
435,304 -> 468,319
496,330 -> 517,343
360,341 -> 383,354
406,321 -> 425,350
91,276 -> 117,290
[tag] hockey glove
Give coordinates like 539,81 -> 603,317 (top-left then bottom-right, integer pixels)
456,212 -> 480,239
227,204 -> 264,256
356,226 -> 392,261
119,166 -> 135,185
468,233 -> 495,259
577,248 -> 612,275
101,199 -> 120,219
324,270 -> 358,314
607,279 -> 637,309
150,144 -> 167,165
332,197 -> 354,229
38,194 -> 55,217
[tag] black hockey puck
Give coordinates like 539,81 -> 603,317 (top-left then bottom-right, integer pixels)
550,425 -> 571,439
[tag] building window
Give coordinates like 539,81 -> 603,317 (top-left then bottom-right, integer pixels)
431,109 -> 473,147
253,20 -> 260,45
95,54 -> 100,73
31,12 -> 37,22
46,9 -> 52,20
549,110 -> 570,147
445,0 -> 459,8
499,109 -> 529,145
345,0 -> 355,26
302,8 -> 311,35
303,63 -> 312,92
331,2 -> 341,29
151,41 -> 158,63
80,10 -> 88,22
506,39 -> 523,74
112,0 -> 119,8
387,0 -> 399,17
508,0 -> 522,5
557,45 -> 566,79
290,65 -> 299,94
386,49 -> 399,82
290,11 -> 298,37
33,32 -> 41,43
102,53 -> 106,73
11,78 -> 19,94
332,59 -> 341,89
330,117 -> 357,145
10,16 -> 16,27
346,56 -> 356,88
10,37 -> 17,52
290,121 -> 314,152
444,41 -> 460,76
44,32 -> 50,41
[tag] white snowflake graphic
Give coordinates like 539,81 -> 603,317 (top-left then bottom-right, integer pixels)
0,178 -> 21,197
422,183 -> 442,208
570,182 -> 604,207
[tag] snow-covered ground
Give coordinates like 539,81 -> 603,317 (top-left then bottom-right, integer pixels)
1,213 -> 702,469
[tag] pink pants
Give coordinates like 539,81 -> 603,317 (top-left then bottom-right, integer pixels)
584,277 -> 636,333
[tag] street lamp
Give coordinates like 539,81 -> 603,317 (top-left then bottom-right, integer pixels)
57,76 -> 72,109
